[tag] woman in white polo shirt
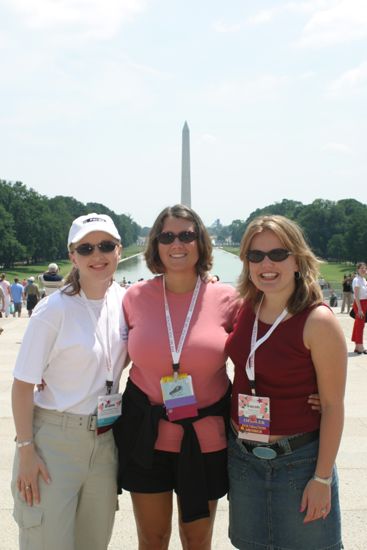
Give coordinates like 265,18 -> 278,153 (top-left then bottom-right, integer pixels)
11,214 -> 128,550
351,262 -> 367,354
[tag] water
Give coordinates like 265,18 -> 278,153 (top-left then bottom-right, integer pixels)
116,248 -> 242,285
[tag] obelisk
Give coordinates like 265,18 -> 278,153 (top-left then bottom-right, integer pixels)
181,121 -> 191,207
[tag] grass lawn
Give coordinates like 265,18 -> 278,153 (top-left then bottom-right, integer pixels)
221,246 -> 355,289
2,245 -> 144,282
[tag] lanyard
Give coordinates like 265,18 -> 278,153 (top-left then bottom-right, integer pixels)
163,275 -> 201,379
80,290 -> 113,394
245,298 -> 288,395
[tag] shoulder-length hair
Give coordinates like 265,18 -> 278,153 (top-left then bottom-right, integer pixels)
145,204 -> 213,278
237,215 -> 323,314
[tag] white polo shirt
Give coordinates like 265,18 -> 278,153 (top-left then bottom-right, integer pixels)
13,282 -> 128,414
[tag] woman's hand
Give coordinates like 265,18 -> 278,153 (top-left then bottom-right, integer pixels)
16,445 -> 51,506
308,393 -> 321,412
300,478 -> 331,523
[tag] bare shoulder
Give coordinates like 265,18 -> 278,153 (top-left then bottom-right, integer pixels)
304,304 -> 345,348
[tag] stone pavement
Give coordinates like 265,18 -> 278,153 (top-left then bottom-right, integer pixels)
1,310 -> 366,549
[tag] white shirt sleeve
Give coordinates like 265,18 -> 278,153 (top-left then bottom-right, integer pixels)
13,295 -> 63,384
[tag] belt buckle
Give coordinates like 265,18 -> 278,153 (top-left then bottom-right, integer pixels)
252,446 -> 277,460
88,415 -> 97,431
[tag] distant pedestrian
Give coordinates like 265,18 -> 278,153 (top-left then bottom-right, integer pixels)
0,285 -> 5,333
38,263 -> 64,296
351,262 -> 367,354
340,274 -> 353,313
10,278 -> 24,318
0,273 -> 11,317
329,289 -> 338,307
24,277 -> 40,317
318,277 -> 325,290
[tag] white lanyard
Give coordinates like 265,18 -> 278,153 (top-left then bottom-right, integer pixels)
81,290 -> 113,392
163,275 -> 201,378
245,298 -> 288,395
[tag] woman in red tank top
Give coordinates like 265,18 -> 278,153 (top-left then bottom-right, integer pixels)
226,215 -> 347,550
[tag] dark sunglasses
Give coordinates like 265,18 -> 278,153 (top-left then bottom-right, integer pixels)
157,231 -> 198,245
74,240 -> 118,256
246,248 -> 292,263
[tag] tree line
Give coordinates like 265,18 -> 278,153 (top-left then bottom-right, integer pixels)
1,180 -> 366,267
0,180 -> 141,268
213,198 -> 367,263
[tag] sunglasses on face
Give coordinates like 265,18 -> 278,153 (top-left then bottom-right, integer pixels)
74,240 -> 118,256
246,248 -> 292,263
157,231 -> 198,245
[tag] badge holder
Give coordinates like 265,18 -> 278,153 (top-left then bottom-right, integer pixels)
161,371 -> 198,421
97,381 -> 122,434
238,393 -> 270,443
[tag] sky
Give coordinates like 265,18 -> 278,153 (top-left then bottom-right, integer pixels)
0,0 -> 366,228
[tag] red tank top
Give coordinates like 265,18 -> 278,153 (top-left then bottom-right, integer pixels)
226,301 -> 321,435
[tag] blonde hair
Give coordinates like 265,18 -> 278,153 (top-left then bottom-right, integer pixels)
238,215 -> 323,314
63,239 -> 121,296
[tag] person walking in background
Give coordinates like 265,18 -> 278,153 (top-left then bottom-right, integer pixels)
0,285 -> 5,334
340,274 -> 353,314
0,273 -> 11,317
351,262 -> 367,354
11,213 -> 128,550
226,215 -> 346,550
113,204 -> 239,550
10,277 -> 24,318
38,263 -> 64,297
24,277 -> 40,317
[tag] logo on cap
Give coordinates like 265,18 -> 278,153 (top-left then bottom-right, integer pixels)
83,217 -> 107,224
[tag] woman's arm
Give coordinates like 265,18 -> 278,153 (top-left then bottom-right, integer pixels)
12,379 -> 51,506
354,286 -> 364,318
301,306 -> 347,523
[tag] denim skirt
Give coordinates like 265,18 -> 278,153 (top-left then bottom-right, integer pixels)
228,430 -> 343,550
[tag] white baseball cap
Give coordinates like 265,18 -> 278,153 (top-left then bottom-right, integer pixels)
68,213 -> 121,247
48,263 -> 59,272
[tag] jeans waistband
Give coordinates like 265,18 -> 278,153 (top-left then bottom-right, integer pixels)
232,424 -> 319,459
34,406 -> 98,431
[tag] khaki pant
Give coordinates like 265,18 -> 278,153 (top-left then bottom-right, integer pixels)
11,408 -> 118,550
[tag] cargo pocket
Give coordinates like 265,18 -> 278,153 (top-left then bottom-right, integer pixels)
13,505 -> 43,548
13,505 -> 43,528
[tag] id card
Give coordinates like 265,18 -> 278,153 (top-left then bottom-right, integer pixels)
238,393 -> 270,442
97,393 -> 122,428
160,374 -> 198,421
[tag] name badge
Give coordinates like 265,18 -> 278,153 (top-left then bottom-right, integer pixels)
97,393 -> 122,428
238,393 -> 270,442
160,374 -> 198,421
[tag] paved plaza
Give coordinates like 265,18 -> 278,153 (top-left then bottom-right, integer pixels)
1,310 -> 366,549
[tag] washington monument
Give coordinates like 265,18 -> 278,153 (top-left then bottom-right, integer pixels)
181,121 -> 191,207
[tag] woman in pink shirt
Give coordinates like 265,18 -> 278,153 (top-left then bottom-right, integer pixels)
113,205 -> 238,550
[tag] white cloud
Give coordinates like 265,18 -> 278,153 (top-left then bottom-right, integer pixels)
299,70 -> 316,79
3,0 -> 147,39
212,20 -> 242,33
208,75 -> 289,104
246,9 -> 275,26
322,142 -> 353,154
200,133 -> 217,144
298,0 -> 367,48
327,61 -> 367,97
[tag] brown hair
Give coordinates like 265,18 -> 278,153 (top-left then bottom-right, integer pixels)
237,215 -> 323,314
144,204 -> 213,278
